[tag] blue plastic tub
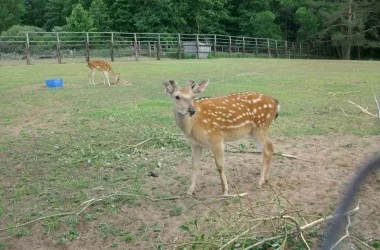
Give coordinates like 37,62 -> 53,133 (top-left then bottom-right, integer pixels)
46,78 -> 63,88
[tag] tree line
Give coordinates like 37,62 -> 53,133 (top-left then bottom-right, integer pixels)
1,0 -> 380,59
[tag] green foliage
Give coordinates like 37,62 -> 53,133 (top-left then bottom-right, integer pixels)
44,0 -> 67,31
90,0 -> 111,31
133,0 -> 182,33
184,0 -> 229,34
0,0 -> 25,33
169,206 -> 183,216
0,241 -> 6,250
109,0 -> 136,32
1,0 -> 379,58
1,25 -> 44,36
23,0 -> 47,28
66,4 -> 96,32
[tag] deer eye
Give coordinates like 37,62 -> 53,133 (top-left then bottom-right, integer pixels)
175,96 -> 180,100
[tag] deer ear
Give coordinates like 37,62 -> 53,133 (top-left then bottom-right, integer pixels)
187,80 -> 196,89
163,80 -> 177,95
191,80 -> 209,94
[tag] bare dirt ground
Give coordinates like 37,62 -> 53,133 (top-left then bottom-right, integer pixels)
4,135 -> 380,249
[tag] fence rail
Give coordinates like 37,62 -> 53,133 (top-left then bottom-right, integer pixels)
0,32 -> 312,64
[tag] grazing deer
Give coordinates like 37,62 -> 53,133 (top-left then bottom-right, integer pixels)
163,80 -> 280,196
88,59 -> 120,86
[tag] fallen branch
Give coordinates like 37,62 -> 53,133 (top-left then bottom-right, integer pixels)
0,212 -> 76,232
374,92 -> 380,117
327,91 -> 361,96
330,216 -> 351,249
300,203 -> 359,231
348,100 -> 379,118
0,192 -> 247,233
242,204 -> 360,250
225,143 -> 298,159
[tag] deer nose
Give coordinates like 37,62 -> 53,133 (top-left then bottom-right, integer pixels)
188,107 -> 196,116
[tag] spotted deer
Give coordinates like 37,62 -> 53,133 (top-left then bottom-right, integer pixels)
163,80 -> 280,196
88,59 -> 120,86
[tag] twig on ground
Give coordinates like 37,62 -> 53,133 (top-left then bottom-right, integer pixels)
0,212 -> 76,232
0,192 -> 249,233
348,100 -> 379,118
218,222 -> 264,250
327,91 -> 361,96
349,236 -> 376,250
300,203 -> 359,231
225,143 -> 298,159
283,215 -> 310,250
244,235 -> 284,250
329,216 -> 351,249
374,92 -> 380,117
240,204 -> 360,250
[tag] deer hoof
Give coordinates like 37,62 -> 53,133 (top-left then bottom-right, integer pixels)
186,189 -> 195,197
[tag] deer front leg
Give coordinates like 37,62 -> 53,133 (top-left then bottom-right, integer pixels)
211,143 -> 229,195
187,144 -> 203,196
89,70 -> 96,85
103,71 -> 111,86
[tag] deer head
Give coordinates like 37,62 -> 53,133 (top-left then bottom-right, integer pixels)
163,80 -> 209,116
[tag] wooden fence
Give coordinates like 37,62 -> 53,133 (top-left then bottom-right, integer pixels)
0,32 -> 312,64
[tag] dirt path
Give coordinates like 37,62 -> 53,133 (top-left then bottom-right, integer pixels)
5,135 -> 380,249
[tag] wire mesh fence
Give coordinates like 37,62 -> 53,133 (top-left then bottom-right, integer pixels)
0,32 -> 312,65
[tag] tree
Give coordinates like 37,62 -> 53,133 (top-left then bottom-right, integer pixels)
236,0 -> 282,39
132,0 -> 186,33
109,0 -> 137,32
317,0 -> 374,59
0,0 -> 25,33
295,6 -> 320,43
44,0 -> 67,31
23,0 -> 47,28
66,4 -> 96,32
183,0 -> 229,34
90,0 -> 112,32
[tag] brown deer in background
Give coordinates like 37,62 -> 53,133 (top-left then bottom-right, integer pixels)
88,59 -> 121,86
163,80 -> 280,196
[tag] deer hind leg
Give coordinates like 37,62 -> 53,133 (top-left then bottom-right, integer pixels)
103,71 -> 111,86
251,129 -> 274,187
211,143 -> 229,195
187,144 -> 203,196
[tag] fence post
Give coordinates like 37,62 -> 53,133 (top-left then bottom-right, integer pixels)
228,36 -> 232,57
177,34 -> 181,59
110,32 -> 114,62
196,34 -> 200,59
25,33 -> 31,65
148,42 -> 152,57
275,40 -> 279,58
134,33 -> 138,61
243,37 -> 245,57
56,32 -> 61,64
85,32 -> 90,62
156,34 -> 161,60
285,41 -> 289,59
267,39 -> 271,58
255,38 -> 258,56
213,34 -> 217,57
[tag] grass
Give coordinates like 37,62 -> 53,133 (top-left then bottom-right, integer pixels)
0,58 -> 379,248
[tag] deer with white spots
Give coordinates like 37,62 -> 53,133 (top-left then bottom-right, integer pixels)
163,80 -> 280,196
88,59 -> 122,86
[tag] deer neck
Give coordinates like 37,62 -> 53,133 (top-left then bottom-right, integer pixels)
174,110 -> 192,137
